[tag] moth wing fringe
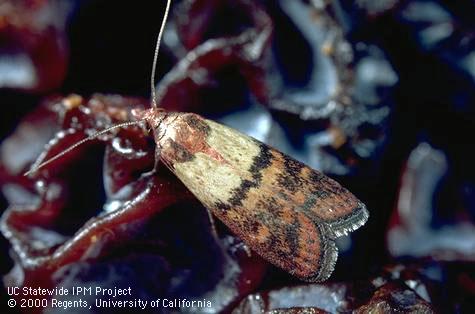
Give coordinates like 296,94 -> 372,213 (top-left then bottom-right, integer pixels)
324,202 -> 369,239
304,225 -> 339,282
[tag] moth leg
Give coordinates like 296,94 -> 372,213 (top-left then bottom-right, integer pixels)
152,145 -> 162,172
242,243 -> 252,257
141,146 -> 162,177
206,207 -> 220,241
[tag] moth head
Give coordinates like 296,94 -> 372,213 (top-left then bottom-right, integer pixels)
131,107 -> 167,130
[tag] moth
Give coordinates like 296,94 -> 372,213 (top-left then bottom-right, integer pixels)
25,0 -> 368,282
134,108 -> 368,282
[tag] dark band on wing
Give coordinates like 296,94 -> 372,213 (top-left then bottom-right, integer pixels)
183,113 -> 211,136
166,140 -> 195,163
215,142 -> 272,211
276,154 -> 305,192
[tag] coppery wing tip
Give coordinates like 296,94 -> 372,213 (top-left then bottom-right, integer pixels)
302,203 -> 369,282
328,202 -> 369,239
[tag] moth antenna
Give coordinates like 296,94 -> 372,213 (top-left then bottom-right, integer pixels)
150,0 -> 172,109
25,0 -> 172,177
24,120 -> 144,177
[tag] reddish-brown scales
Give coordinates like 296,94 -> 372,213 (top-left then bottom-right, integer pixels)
146,111 -> 229,166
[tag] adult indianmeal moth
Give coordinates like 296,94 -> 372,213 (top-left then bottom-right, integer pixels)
132,108 -> 369,282
25,0 -> 369,282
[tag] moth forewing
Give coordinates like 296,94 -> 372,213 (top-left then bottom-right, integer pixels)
150,111 -> 369,282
